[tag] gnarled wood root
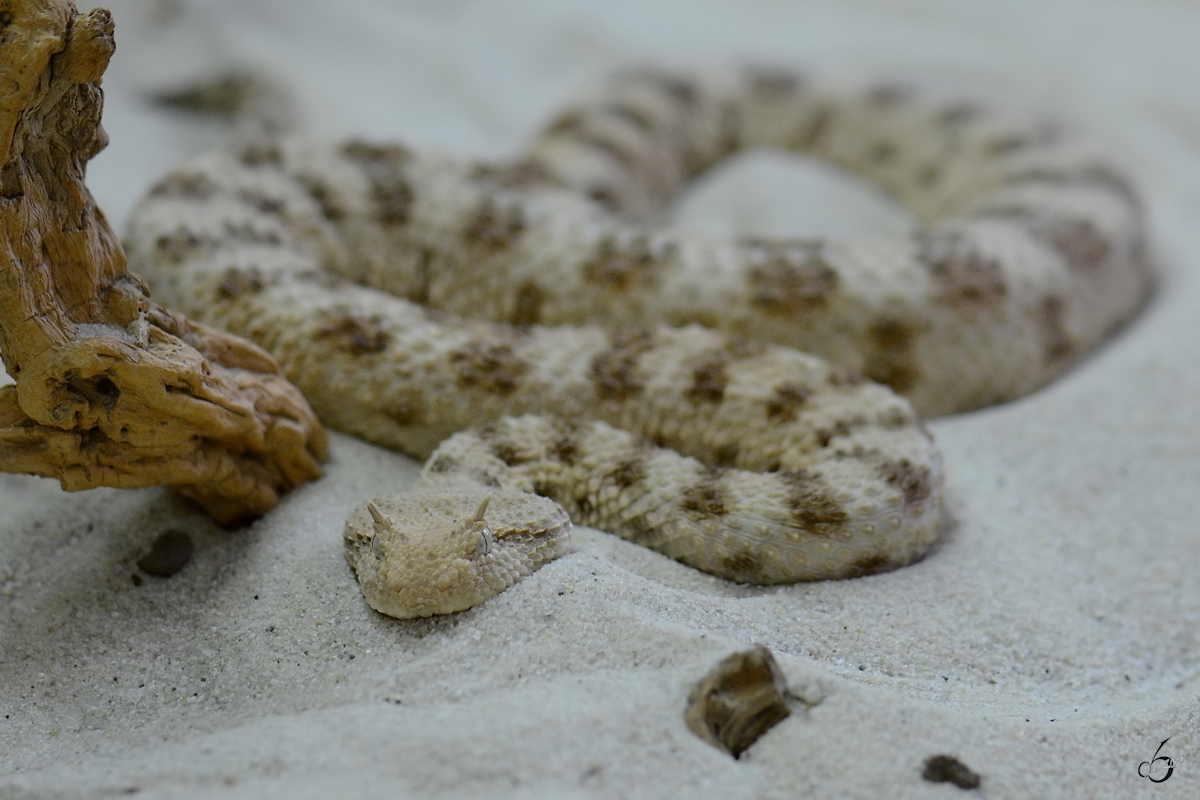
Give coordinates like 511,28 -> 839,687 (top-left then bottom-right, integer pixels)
0,1 -> 325,525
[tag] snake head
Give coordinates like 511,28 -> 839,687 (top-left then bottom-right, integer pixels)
344,490 -> 507,619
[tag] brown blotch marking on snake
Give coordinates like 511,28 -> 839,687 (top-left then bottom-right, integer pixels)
1048,218 -> 1110,271
918,163 -> 942,187
582,234 -> 667,292
609,456 -> 648,490
464,197 -> 525,252
590,329 -> 655,402
1002,166 -> 1144,220
1039,295 -> 1072,362
297,176 -> 346,222
781,469 -> 849,531
863,318 -> 920,395
765,383 -> 812,423
154,230 -> 206,265
828,367 -> 866,387
923,755 -> 982,790
426,454 -> 458,474
572,491 -> 595,519
743,238 -> 838,316
687,359 -> 729,404
315,315 -> 391,356
149,172 -> 218,200
450,342 -> 528,396
216,267 -> 264,300
342,140 -> 411,164
879,459 -> 933,508
814,417 -> 870,449
745,66 -> 803,97
384,388 -> 426,427
239,143 -> 283,167
604,102 -> 658,132
491,440 -> 533,467
341,139 -> 413,227
920,234 -> 1008,312
843,555 -> 894,579
869,141 -> 898,165
685,646 -> 791,759
476,473 -> 502,489
681,468 -> 729,517
510,280 -> 545,326
579,131 -> 642,170
585,185 -> 622,212
608,511 -> 670,550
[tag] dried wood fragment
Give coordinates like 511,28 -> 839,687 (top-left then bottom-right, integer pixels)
0,0 -> 326,525
685,645 -> 791,758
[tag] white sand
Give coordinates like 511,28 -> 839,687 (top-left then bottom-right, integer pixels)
3,0 -> 1199,796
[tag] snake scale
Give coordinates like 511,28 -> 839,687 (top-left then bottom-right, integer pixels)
123,65 -> 1151,618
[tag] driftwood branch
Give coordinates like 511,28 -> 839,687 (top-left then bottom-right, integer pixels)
0,0 -> 326,525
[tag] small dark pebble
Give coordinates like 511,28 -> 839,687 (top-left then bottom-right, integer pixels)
922,754 -> 981,789
137,531 -> 194,577
130,574 -> 143,587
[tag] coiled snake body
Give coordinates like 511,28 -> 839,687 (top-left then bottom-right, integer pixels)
124,66 -> 1150,618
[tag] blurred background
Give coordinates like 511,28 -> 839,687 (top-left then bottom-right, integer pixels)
78,0 -> 1197,251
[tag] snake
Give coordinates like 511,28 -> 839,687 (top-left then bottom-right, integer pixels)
123,65 -> 1151,618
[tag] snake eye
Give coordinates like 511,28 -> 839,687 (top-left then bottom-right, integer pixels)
366,501 -> 392,559
470,494 -> 494,557
474,527 -> 493,557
